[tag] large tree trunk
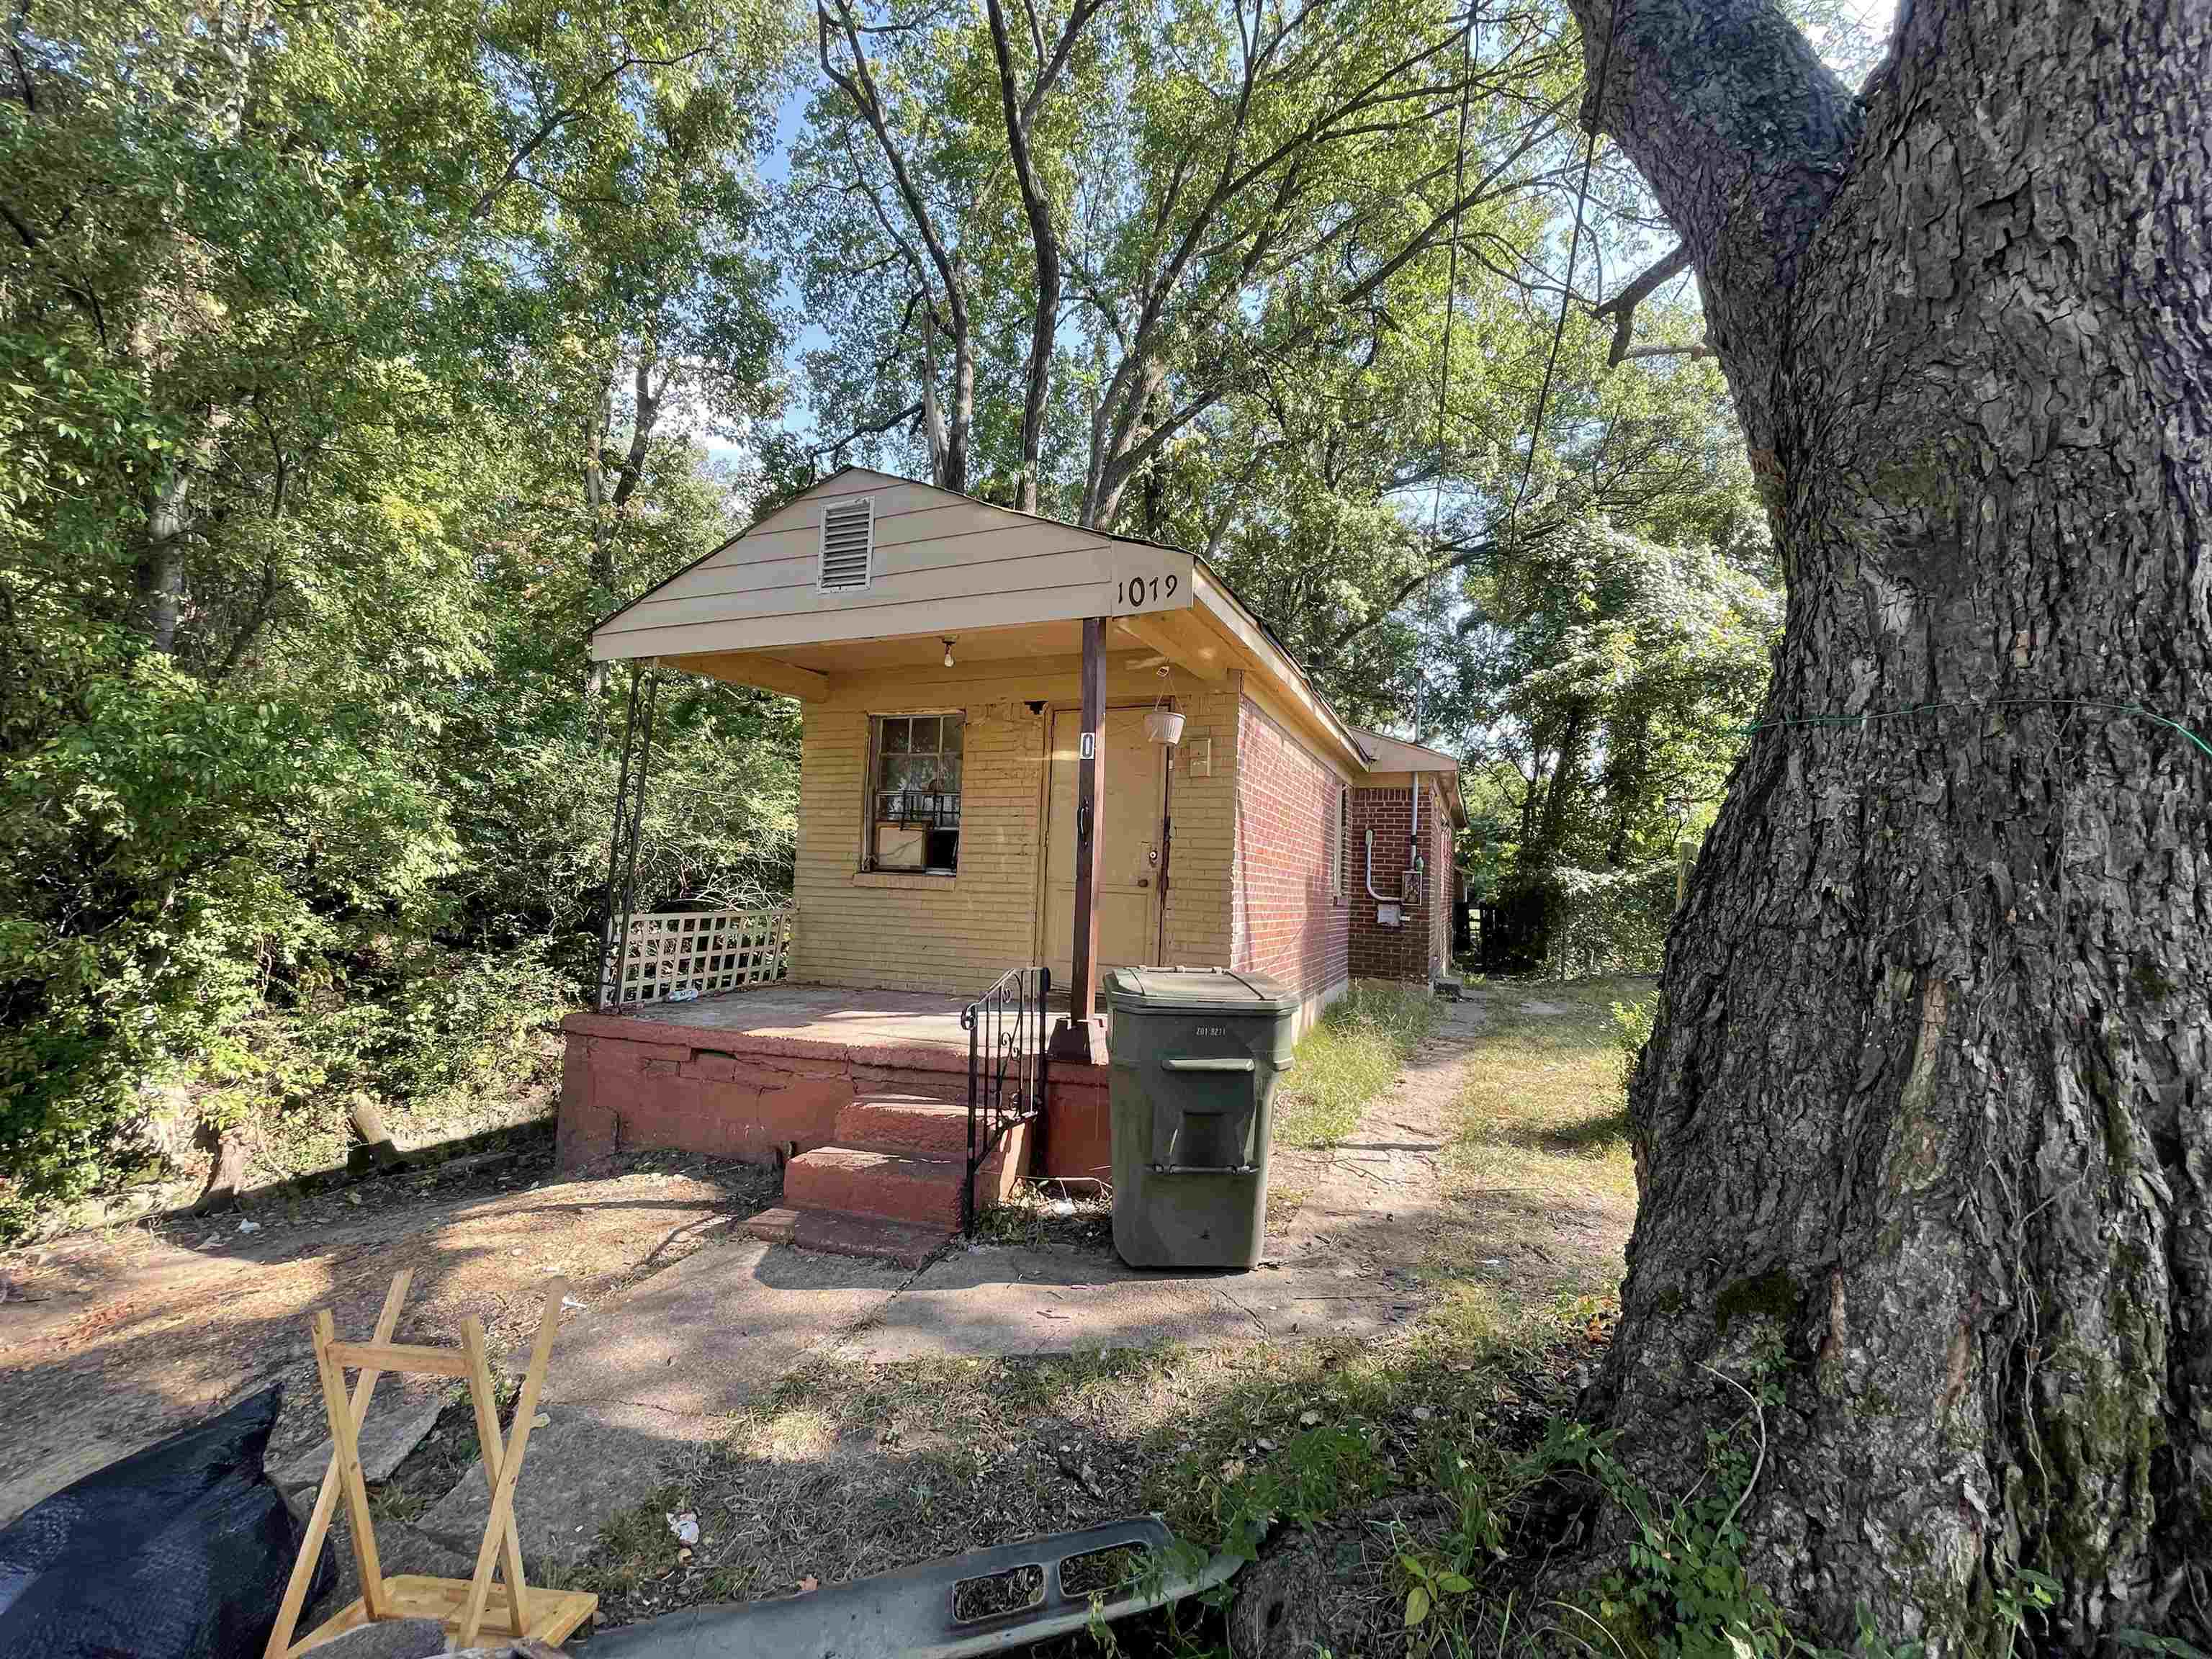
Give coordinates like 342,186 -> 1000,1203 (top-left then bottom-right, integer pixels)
1565,0 -> 2211,1649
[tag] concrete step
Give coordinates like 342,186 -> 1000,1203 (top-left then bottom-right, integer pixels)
783,1146 -> 968,1230
835,1094 -> 976,1161
739,1205 -> 950,1270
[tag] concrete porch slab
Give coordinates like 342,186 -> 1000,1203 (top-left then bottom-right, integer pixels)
415,1233 -> 913,1570
565,984 -> 976,1058
564,982 -> 1110,1064
835,1242 -> 1424,1362
547,1234 -> 910,1434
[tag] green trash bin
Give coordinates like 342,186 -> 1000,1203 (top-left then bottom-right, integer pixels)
1104,966 -> 1299,1269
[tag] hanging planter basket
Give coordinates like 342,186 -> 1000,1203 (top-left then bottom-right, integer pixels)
1145,707 -> 1186,746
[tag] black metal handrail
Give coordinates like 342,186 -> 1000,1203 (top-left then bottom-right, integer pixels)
961,965 -> 1051,1234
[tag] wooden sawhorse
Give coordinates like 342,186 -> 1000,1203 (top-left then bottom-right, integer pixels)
265,1270 -> 597,1655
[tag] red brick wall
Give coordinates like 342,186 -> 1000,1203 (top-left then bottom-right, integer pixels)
1230,698 -> 1351,1002
1347,779 -> 1455,982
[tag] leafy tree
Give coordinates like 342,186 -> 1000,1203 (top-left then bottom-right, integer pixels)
1564,0 -> 2211,1644
0,0 -> 801,1233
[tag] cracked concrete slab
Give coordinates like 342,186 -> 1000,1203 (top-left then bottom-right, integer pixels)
837,1243 -> 1417,1361
411,1233 -> 911,1570
413,1411 -> 671,1570
547,1233 -> 909,1434
272,1392 -> 446,1498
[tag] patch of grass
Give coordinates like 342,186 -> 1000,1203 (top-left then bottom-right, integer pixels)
1433,977 -> 1649,1300
1273,980 -> 1443,1148
567,1308 -> 1601,1644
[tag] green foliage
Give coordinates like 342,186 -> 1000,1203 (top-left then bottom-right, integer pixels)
1,0 -> 802,1236
1272,981 -> 1442,1148
1612,992 -> 1658,1101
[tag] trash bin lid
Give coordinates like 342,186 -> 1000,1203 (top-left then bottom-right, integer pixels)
1102,965 -> 1298,1015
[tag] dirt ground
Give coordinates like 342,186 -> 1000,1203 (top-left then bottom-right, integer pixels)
0,1136 -> 778,1525
0,976 -> 1647,1657
561,980 -> 1647,1646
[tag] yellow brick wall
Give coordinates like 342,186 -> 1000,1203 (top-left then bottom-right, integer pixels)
790,656 -> 1236,996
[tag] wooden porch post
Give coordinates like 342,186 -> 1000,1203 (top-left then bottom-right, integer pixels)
1051,616 -> 1109,1062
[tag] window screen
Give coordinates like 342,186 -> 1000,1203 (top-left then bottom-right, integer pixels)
869,713 -> 963,872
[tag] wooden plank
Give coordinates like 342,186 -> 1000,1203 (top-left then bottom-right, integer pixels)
289,1579 -> 597,1654
1115,610 -> 1228,683
656,511 -> 1115,608
323,1340 -> 470,1378
265,1272 -> 412,1659
594,583 -> 1161,662
310,1311 -> 387,1621
1050,619 -> 1108,1065
454,1283 -> 565,1647
460,1316 -> 530,1634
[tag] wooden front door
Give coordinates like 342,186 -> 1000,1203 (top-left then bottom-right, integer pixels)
1043,706 -> 1166,982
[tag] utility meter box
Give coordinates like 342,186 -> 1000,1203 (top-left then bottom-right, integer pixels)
1103,966 -> 1298,1269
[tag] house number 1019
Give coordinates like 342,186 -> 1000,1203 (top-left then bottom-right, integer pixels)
1115,572 -> 1179,609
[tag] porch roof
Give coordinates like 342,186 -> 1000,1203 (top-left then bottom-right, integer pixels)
1348,726 -> 1469,828
590,467 -> 1375,773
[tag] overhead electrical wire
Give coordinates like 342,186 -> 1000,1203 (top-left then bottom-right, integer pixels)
1503,2 -> 1618,537
1410,2 -> 1619,738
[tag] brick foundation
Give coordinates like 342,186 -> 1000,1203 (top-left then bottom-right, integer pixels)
556,1010 -> 966,1171
558,1010 -> 1114,1183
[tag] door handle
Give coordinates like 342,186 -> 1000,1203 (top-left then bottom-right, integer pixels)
1135,877 -> 1151,888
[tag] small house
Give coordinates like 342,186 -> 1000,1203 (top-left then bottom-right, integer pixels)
559,469 -> 1462,1258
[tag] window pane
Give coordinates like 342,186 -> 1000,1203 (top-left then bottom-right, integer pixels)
938,716 -> 963,756
880,716 -> 910,755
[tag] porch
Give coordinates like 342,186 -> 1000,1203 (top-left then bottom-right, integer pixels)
590,981 -> 982,1056
559,976 -> 1112,1264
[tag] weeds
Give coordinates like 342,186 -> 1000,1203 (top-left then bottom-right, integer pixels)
1274,981 -> 1442,1148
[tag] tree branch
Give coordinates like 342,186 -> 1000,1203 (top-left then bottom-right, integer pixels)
469,47 -> 707,222
983,0 -> 1104,511
608,357 -> 660,509
1591,240 -> 1693,365
808,399 -> 924,462
1560,0 -> 1861,447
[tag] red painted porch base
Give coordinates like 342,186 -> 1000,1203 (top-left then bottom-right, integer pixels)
556,1009 -> 967,1172
1035,1058 -> 1111,1184
557,1010 -> 1114,1185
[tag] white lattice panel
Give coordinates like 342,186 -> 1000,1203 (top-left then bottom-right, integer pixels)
610,907 -> 791,1007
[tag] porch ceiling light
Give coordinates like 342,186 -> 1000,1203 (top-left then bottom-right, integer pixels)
941,637 -> 956,668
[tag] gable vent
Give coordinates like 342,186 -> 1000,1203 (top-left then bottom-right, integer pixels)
819,497 -> 874,590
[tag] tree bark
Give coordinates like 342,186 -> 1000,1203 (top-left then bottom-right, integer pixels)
1565,0 -> 2211,1648
819,0 -> 971,493
136,462 -> 191,654
585,361 -> 660,700
191,1120 -> 249,1215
